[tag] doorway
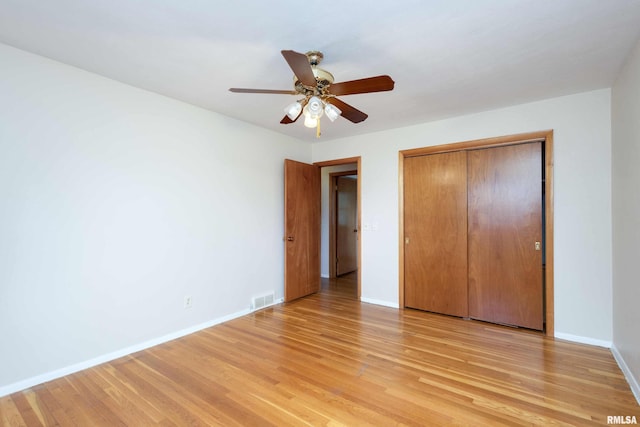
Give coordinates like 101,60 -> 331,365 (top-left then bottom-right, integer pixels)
284,157 -> 361,302
318,158 -> 361,300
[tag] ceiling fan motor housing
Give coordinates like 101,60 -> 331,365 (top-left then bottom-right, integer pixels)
293,51 -> 334,95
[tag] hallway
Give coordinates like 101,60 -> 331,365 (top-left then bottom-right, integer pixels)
320,271 -> 358,300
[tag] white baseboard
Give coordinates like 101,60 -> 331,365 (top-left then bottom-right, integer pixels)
554,331 -> 612,348
611,344 -> 640,405
320,274 -> 329,279
360,297 -> 399,309
0,308 -> 251,398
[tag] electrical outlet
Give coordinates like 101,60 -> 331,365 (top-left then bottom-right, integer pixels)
184,295 -> 192,309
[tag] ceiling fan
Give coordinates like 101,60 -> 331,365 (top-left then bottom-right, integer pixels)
229,50 -> 394,136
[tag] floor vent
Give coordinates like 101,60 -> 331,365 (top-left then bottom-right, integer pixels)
252,292 -> 275,311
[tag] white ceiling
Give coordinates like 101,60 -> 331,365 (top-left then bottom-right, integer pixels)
1,0 -> 640,142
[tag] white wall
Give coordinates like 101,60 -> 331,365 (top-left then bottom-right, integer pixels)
313,89 -> 613,342
611,37 -> 640,400
0,43 -> 310,394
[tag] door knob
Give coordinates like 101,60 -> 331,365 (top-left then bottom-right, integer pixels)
287,236 -> 294,241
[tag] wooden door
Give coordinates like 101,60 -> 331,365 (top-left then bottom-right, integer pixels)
404,151 -> 469,317
336,176 -> 358,275
284,159 -> 320,302
468,142 -> 543,330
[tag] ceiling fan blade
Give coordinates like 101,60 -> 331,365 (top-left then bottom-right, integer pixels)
281,50 -> 317,87
229,88 -> 297,94
326,97 -> 368,123
329,75 -> 395,96
280,109 -> 303,124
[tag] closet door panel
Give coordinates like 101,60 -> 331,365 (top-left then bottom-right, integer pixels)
404,152 -> 468,317
468,142 -> 543,330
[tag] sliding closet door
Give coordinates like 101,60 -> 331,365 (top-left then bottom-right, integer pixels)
404,151 -> 468,317
467,142 -> 543,330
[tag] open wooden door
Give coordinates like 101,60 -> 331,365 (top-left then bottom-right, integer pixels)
284,159 -> 320,302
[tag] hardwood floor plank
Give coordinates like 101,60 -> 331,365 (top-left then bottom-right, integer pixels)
76,367 -> 158,426
5,392 -> 44,427
25,386 -> 69,427
2,276 -> 638,426
117,355 -> 242,426
0,394 -> 27,427
47,381 -> 105,426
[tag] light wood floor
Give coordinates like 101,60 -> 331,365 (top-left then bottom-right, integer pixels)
1,273 -> 638,426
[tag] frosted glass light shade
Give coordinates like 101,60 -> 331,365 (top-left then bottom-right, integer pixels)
284,101 -> 302,120
324,103 -> 342,122
303,115 -> 318,128
306,96 -> 324,119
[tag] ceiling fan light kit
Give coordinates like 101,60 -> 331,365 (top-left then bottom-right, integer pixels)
230,50 -> 395,137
